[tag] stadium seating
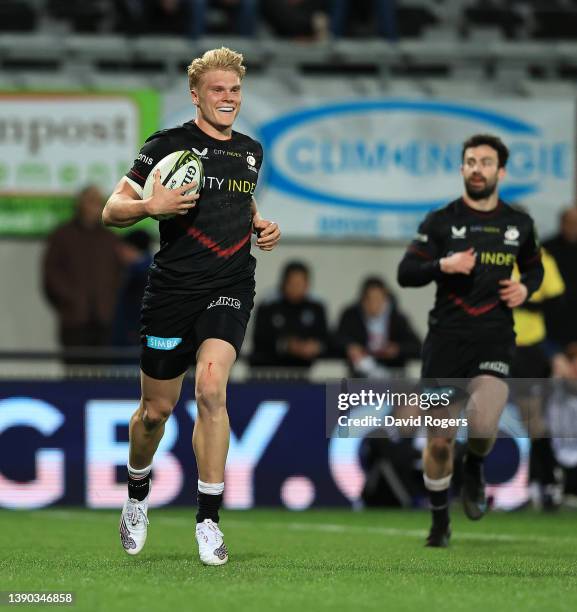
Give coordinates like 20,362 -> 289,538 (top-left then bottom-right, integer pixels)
0,0 -> 576,96
0,1 -> 38,32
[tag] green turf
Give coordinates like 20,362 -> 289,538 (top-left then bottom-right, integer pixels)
1,508 -> 576,611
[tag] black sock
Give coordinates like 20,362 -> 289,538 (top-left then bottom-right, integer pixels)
128,472 -> 150,501
196,492 -> 223,524
464,450 -> 484,474
531,438 -> 556,485
429,489 -> 449,529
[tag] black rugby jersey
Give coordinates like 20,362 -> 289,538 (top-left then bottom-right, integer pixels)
126,120 -> 263,295
397,198 -> 544,339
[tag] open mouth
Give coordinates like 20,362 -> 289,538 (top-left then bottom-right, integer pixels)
217,107 -> 235,114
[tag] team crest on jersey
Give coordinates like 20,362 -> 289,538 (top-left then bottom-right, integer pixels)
504,226 -> 520,246
247,153 -> 258,174
451,226 -> 467,239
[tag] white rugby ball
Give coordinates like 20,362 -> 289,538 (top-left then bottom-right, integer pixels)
143,150 -> 204,220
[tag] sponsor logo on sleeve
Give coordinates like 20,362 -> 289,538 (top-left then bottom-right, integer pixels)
137,154 -> 154,165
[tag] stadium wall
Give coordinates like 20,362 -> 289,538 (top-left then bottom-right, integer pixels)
0,240 -> 432,351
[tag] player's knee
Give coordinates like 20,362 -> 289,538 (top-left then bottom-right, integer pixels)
428,438 -> 452,464
141,397 -> 175,430
196,366 -> 226,415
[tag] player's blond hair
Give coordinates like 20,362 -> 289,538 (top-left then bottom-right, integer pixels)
187,47 -> 246,90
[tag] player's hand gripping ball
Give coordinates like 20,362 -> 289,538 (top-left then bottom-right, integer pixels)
143,150 -> 204,220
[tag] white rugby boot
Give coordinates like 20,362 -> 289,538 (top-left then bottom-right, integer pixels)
119,493 -> 150,556
195,519 -> 228,566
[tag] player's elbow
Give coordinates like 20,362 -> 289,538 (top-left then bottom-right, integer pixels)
101,201 -> 123,228
397,261 -> 414,287
101,205 -> 113,227
397,272 -> 409,288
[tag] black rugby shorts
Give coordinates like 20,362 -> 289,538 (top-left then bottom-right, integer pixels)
140,279 -> 255,379
421,329 -> 515,379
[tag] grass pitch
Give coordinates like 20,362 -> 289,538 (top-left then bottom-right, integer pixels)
1,508 -> 576,611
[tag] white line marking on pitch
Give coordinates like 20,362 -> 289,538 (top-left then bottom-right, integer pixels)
21,510 -> 577,544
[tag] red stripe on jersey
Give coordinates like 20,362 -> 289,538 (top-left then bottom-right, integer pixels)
408,246 -> 433,260
129,169 -> 146,181
448,293 -> 499,316
187,226 -> 251,258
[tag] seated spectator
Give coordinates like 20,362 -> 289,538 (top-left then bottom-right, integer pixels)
251,261 -> 329,370
115,0 -> 257,37
209,0 -> 258,36
145,0 -> 193,35
115,0 -> 193,36
330,0 -> 397,40
543,207 -> 577,348
43,186 -> 125,363
261,0 -> 330,41
336,277 -> 421,377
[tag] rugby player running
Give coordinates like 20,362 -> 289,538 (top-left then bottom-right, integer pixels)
398,134 -> 543,547
102,48 -> 280,564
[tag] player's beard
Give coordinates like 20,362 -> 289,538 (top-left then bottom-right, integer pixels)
464,175 -> 498,201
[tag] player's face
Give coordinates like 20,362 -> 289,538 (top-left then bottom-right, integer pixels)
461,145 -> 506,201
192,70 -> 242,132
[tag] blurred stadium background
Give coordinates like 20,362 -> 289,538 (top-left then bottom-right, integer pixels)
1,4 -> 577,602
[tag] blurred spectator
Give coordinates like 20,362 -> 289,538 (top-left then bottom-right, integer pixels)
0,1 -> 38,32
208,0 -> 258,36
336,277 -> 420,378
545,342 -> 577,504
513,247 -> 566,378
330,0 -> 397,40
115,0 -> 256,36
543,207 -> 577,348
112,230 -> 153,348
115,0 -> 193,36
512,247 -> 566,510
261,0 -> 330,41
47,0 -> 110,33
251,261 -> 329,370
42,186 -> 125,360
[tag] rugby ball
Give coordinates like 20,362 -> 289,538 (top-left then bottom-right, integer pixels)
142,150 -> 204,220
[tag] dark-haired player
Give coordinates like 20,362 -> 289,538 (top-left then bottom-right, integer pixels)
102,47 -> 280,564
398,134 -> 544,547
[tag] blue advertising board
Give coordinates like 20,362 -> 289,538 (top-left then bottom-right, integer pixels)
0,381 -> 529,510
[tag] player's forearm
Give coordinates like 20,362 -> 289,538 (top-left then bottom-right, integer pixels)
397,256 -> 442,287
102,195 -> 150,228
520,264 -> 544,300
250,198 -> 261,221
